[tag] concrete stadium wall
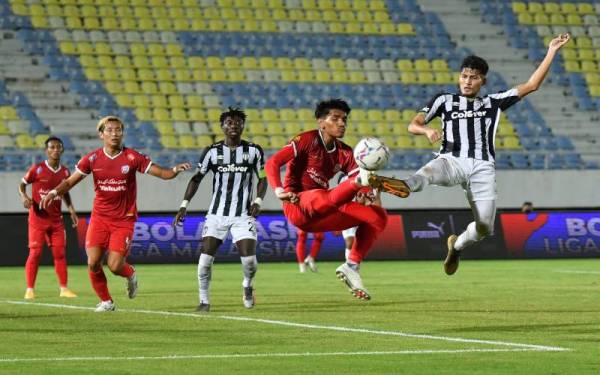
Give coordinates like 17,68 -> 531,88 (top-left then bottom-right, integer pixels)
1,170 -> 598,213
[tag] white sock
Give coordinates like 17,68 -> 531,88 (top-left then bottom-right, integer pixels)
198,253 -> 214,304
240,255 -> 257,288
344,249 -> 350,261
455,222 -> 483,251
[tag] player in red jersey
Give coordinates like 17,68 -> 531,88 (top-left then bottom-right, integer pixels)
265,99 -> 404,300
40,116 -> 191,312
295,230 -> 324,273
19,136 -> 78,300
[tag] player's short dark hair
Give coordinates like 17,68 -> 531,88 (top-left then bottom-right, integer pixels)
314,98 -> 351,119
44,136 -> 63,148
460,55 -> 489,76
220,107 -> 246,125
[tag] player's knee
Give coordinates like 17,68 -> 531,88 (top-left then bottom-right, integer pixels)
87,261 -> 102,273
476,222 -> 493,237
371,206 -> 388,232
28,247 -> 43,260
107,261 -> 122,274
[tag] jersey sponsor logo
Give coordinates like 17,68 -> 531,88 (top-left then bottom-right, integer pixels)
450,110 -> 487,119
39,188 -> 62,201
97,178 -> 127,192
121,165 -> 130,174
307,167 -> 328,188
217,164 -> 249,173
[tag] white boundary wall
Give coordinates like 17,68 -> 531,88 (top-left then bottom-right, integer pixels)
0,170 -> 597,213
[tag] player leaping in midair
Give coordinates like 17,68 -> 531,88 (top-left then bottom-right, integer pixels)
265,99 -> 406,300
402,33 -> 570,275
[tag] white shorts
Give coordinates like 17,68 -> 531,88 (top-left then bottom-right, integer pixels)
202,214 -> 257,242
342,227 -> 357,239
419,153 -> 497,201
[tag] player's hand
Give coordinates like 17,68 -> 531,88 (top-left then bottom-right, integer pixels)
172,163 -> 192,174
275,188 -> 299,204
39,191 -> 57,210
424,128 -> 441,144
69,212 -> 79,228
172,207 -> 187,227
548,33 -> 570,52
22,196 -> 33,209
249,203 -> 261,218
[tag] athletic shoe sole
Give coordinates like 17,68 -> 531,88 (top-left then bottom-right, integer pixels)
335,270 -> 371,300
444,234 -> 460,275
369,175 -> 410,198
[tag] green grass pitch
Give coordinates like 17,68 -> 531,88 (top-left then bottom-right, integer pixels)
1,259 -> 600,374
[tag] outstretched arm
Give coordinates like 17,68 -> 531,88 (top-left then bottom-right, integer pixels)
516,33 -> 570,98
172,171 -> 205,227
147,162 -> 192,180
265,145 -> 298,204
40,172 -> 86,210
408,113 -> 441,144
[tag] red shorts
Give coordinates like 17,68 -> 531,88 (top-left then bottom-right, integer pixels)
28,219 -> 65,249
85,215 -> 135,255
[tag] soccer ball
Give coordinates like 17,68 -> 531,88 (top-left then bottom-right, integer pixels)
353,137 -> 390,171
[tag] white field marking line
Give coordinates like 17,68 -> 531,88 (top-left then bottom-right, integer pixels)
0,349 -> 554,363
554,269 -> 600,275
2,300 -> 569,352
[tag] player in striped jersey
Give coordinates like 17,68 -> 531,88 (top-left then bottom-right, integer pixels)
404,33 -> 570,275
173,107 -> 267,312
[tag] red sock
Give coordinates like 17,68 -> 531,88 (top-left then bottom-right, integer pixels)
115,263 -> 135,278
295,230 -> 307,263
309,232 -> 324,259
25,247 -> 43,289
328,178 -> 361,206
51,246 -> 68,287
348,206 -> 388,264
89,268 -> 112,301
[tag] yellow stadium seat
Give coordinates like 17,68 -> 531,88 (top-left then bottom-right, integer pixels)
331,71 -> 349,83
157,69 -> 175,81
171,109 -> 189,122
192,70 -> 209,81
527,2 -> 543,12
418,72 -> 435,84
298,70 -> 315,81
260,20 -> 277,32
114,55 -> 132,68
356,123 -> 373,135
0,106 -> 18,120
119,68 -> 136,81
581,61 -> 598,73
105,81 -> 124,94
431,59 -> 449,71
77,42 -> 94,55
512,2 -> 527,13
209,69 -> 227,81
561,48 -> 577,60
147,43 -> 166,56
189,109 -> 208,121
402,109 -> 417,121
589,85 -> 600,96
349,71 -> 365,83
152,108 -> 170,122
566,14 -> 582,25
383,109 -> 401,122
140,81 -> 158,94
414,59 -> 432,71
314,70 -> 331,82
252,135 -> 270,148
124,81 -> 142,94
246,123 -> 267,136
155,122 -> 175,136
59,41 -> 76,54
280,122 -> 301,137
161,135 -> 179,149
186,95 -> 204,108
533,13 -> 551,25
134,95 -> 151,108
101,68 -> 118,81
576,36 -> 592,48
550,14 -> 566,25
258,57 -> 275,69
297,109 -> 313,122
155,18 -> 173,30
345,22 -> 362,34
517,13 -> 533,25
206,57 -> 222,69
16,134 -> 35,149
585,73 -> 600,84
400,72 -> 418,84
577,3 -> 594,14
502,136 -> 520,149
261,109 -> 279,121
265,122 -> 285,135
396,59 -> 413,71
366,110 -> 383,122
158,82 -> 177,94
435,72 -> 455,84
578,49 -> 594,60
397,23 -> 414,35
543,2 -> 560,13
560,3 -> 577,13
188,56 -> 206,69
84,68 -> 102,81
196,135 -> 213,147
328,22 -> 344,33
130,43 -> 147,55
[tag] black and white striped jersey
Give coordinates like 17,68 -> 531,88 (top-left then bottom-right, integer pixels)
419,89 -> 520,161
197,140 -> 265,217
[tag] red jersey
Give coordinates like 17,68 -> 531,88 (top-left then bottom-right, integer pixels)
76,147 -> 152,221
267,130 -> 358,193
22,161 -> 70,223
